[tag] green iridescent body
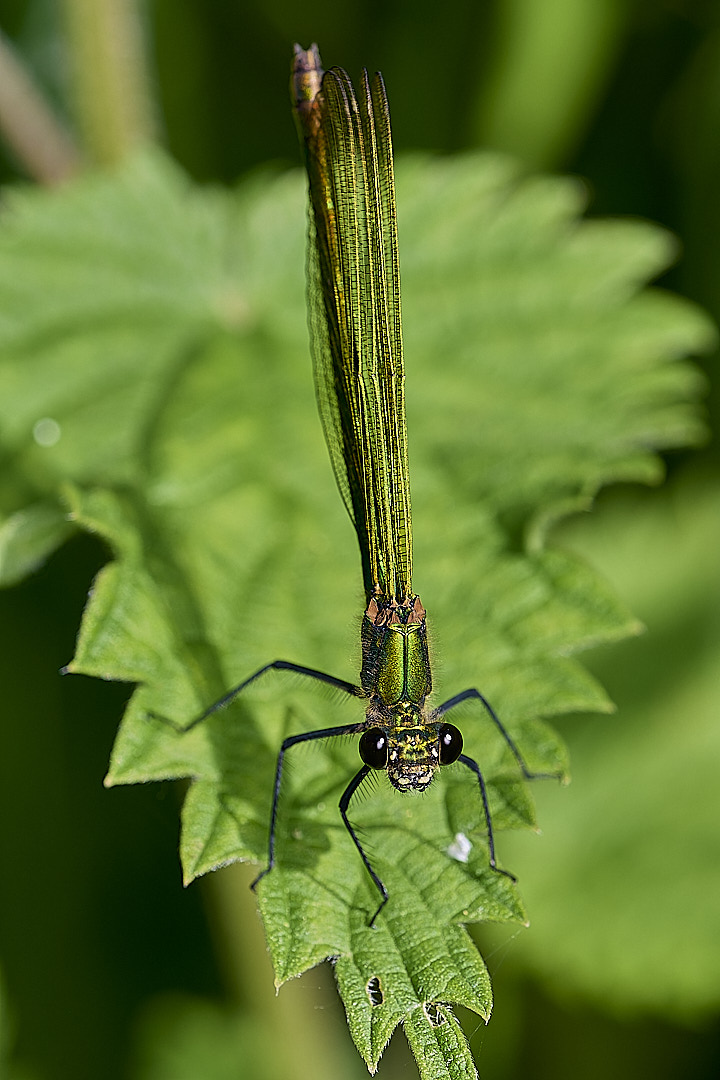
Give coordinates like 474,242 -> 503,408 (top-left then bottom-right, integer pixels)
180,46 -> 546,925
291,45 -> 446,793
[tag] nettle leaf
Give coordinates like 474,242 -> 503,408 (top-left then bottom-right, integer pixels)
0,149 -> 712,1078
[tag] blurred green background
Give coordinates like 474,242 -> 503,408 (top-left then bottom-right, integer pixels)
0,1 -> 718,1078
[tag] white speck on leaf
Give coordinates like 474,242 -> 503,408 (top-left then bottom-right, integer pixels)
447,832 -> 472,863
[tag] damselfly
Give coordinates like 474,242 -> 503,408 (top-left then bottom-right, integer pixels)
179,44 -> 555,927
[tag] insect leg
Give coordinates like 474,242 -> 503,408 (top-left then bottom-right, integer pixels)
457,753 -> 516,882
151,660 -> 364,733
434,687 -> 561,780
252,721 -> 367,891
339,766 -> 388,927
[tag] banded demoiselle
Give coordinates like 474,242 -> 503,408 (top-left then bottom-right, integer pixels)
181,44 -> 555,927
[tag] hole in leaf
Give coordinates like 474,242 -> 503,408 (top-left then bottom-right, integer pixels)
423,1001 -> 447,1027
366,976 -> 383,1007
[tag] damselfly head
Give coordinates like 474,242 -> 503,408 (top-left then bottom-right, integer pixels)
359,722 -> 437,791
358,721 -> 465,792
387,726 -> 439,792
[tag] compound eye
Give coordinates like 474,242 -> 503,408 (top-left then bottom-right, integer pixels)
359,728 -> 389,769
438,723 -> 463,765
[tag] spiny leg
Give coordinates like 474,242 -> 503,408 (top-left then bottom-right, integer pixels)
435,687 -> 562,780
150,659 -> 364,732
339,766 -> 388,927
149,660 -> 367,897
251,722 -> 367,890
458,753 -> 516,882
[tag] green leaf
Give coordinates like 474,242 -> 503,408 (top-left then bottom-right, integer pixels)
0,500 -> 75,586
496,477 -> 720,1022
404,1002 -> 477,1080
0,148 -> 712,1077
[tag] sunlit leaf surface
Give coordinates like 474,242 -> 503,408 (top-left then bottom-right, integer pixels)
0,149 -> 711,1076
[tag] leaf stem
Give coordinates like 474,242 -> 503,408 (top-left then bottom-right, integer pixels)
0,30 -> 80,184
61,0 -> 157,165
202,863 -> 353,1080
